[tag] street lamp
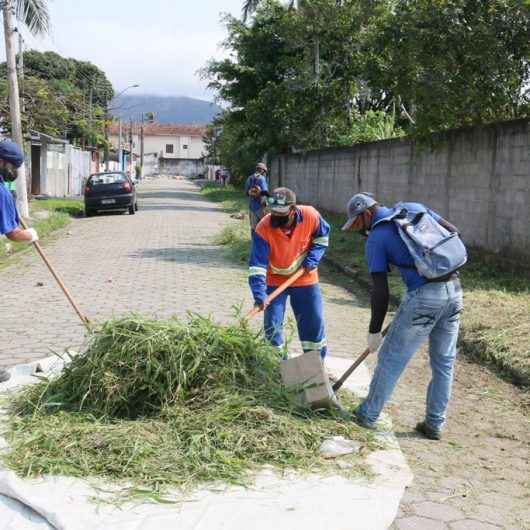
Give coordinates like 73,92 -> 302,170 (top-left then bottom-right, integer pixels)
105,84 -> 140,171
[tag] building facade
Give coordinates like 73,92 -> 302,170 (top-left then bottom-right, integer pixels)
108,122 -> 208,177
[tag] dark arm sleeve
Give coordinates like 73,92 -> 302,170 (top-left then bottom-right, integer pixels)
369,272 -> 389,333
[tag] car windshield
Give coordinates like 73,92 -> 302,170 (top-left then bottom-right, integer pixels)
89,173 -> 127,185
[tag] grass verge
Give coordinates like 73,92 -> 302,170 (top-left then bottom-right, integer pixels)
4,315 -> 375,497
0,197 -> 83,267
201,188 -> 530,388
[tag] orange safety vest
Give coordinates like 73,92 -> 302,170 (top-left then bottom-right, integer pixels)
255,205 -> 321,287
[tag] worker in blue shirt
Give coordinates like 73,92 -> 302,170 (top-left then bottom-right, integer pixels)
244,162 -> 269,232
0,139 -> 39,383
342,192 -> 463,440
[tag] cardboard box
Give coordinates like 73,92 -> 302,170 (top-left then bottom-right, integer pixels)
280,351 -> 340,409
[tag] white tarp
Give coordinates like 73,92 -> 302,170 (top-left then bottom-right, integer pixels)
0,356 -> 412,530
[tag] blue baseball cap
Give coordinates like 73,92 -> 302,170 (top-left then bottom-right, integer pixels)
0,139 -> 24,168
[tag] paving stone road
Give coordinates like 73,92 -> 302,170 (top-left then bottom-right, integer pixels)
1,177 -> 528,529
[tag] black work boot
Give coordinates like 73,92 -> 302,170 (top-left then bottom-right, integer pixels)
0,368 -> 11,383
415,421 -> 442,441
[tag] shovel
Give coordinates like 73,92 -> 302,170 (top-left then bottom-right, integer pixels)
246,268 -> 305,319
332,324 -> 391,393
19,217 -> 91,331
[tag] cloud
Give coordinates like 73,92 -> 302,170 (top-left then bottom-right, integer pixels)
2,0 -> 243,99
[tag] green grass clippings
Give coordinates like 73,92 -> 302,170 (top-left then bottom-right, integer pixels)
4,315 -> 374,496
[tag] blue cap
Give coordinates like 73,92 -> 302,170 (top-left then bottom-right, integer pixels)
0,139 -> 24,168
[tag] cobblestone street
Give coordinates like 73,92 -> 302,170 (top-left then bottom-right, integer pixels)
0,178 -> 369,368
1,178 -> 528,529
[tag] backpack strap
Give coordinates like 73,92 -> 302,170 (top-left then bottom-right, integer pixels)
371,207 -> 406,229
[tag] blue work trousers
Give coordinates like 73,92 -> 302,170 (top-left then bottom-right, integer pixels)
357,279 -> 463,430
264,283 -> 327,358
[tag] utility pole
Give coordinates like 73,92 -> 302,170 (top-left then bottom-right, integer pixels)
140,114 -> 144,180
118,119 -> 122,171
104,115 -> 109,171
2,1 -> 29,217
17,30 -> 25,115
17,31 -> 23,79
88,86 -> 93,131
129,119 -> 133,177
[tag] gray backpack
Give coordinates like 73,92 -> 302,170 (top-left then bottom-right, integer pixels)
375,202 -> 467,280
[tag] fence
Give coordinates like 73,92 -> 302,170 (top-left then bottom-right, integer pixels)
270,118 -> 530,257
39,144 -> 92,198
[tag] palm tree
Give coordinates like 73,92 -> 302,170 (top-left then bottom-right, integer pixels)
14,0 -> 51,35
2,0 -> 51,216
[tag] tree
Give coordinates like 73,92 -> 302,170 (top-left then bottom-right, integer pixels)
1,50 -> 114,147
21,51 -> 114,109
2,0 -> 50,216
204,0 -> 399,179
364,0 -> 530,136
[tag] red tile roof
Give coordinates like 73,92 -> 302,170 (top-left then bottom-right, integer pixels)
108,122 -> 208,137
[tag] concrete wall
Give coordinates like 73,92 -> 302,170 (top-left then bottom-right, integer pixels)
159,158 -> 205,178
270,119 -> 530,256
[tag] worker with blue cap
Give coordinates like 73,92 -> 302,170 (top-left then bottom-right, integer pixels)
0,139 -> 39,383
342,192 -> 464,440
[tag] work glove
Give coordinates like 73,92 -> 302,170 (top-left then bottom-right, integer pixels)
367,332 -> 383,353
26,228 -> 39,243
248,185 -> 261,197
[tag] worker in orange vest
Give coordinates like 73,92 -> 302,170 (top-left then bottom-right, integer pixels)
248,187 -> 330,358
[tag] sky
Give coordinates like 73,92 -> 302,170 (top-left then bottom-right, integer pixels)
3,0 -> 245,101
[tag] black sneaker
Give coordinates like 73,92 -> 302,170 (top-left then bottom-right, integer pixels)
415,421 -> 442,440
0,369 -> 11,383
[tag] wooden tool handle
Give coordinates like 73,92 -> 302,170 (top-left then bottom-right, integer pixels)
246,268 -> 306,319
332,324 -> 391,392
19,218 -> 91,331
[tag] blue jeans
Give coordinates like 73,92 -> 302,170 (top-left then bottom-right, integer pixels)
357,279 -> 463,430
264,283 -> 327,358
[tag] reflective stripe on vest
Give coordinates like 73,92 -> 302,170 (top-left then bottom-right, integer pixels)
270,252 -> 307,275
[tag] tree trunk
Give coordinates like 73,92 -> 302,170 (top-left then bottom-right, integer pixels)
3,1 -> 29,217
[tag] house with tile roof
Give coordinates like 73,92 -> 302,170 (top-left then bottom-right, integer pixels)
108,122 -> 208,177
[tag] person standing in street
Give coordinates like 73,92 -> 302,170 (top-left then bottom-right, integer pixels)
248,187 -> 330,358
0,139 -> 39,383
342,192 -> 465,440
244,162 -> 269,233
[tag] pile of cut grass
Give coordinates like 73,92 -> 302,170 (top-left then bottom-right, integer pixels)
4,315 -> 373,494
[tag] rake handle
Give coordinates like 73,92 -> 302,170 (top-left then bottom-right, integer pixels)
246,268 -> 306,319
332,324 -> 391,392
19,217 -> 91,331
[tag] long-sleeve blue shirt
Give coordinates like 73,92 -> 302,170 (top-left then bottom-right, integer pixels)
244,173 -> 268,212
0,177 -> 19,235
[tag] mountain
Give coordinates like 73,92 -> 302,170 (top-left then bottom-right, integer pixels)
110,95 -> 221,124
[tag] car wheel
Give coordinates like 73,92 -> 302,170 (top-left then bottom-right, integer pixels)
129,204 -> 136,215
85,208 -> 94,217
